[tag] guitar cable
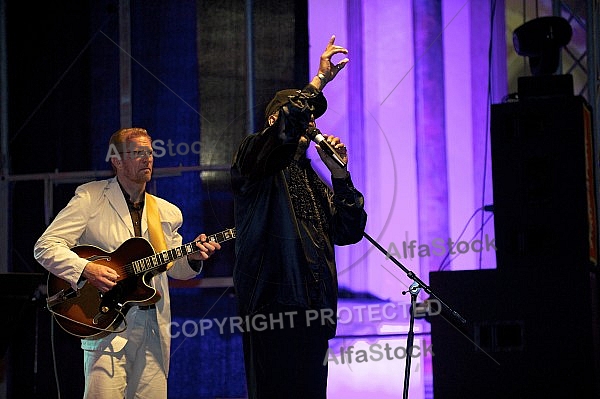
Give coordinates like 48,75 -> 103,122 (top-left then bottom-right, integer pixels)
50,312 -> 62,399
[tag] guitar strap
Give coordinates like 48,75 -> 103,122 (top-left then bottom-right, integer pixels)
145,193 -> 174,270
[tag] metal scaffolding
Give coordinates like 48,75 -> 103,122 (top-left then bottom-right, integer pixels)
554,0 -> 600,245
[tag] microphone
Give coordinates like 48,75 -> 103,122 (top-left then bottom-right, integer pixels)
306,127 -> 347,168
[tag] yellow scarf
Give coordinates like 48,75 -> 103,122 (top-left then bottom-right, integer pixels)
145,193 -> 173,269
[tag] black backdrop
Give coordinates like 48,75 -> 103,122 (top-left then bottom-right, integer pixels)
4,1 -> 308,397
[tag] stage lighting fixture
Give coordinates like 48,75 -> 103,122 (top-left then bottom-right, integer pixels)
513,16 -> 572,76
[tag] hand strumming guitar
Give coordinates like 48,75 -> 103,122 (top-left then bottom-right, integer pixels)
83,262 -> 120,293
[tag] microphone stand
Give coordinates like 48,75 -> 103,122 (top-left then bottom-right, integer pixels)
362,232 -> 468,399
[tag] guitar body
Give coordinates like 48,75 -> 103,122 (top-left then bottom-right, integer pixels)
47,237 -> 161,339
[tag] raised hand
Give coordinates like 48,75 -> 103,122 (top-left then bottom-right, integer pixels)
316,35 -> 349,87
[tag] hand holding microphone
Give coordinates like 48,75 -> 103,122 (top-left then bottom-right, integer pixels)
306,127 -> 348,172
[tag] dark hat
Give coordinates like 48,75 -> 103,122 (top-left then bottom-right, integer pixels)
264,89 -> 328,121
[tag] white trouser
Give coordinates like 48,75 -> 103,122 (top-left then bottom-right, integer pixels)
82,308 -> 166,399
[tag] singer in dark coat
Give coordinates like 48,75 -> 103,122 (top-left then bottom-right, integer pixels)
230,36 -> 367,399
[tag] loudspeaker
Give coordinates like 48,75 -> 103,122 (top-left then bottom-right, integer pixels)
429,269 -> 600,399
490,94 -> 597,271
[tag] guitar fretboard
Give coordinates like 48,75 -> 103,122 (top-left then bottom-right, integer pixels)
129,228 -> 236,275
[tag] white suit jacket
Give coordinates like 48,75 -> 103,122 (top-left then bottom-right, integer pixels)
34,177 -> 200,374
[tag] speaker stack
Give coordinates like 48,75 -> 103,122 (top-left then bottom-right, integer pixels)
430,75 -> 600,398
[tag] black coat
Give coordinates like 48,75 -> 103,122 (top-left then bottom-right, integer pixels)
231,114 -> 367,334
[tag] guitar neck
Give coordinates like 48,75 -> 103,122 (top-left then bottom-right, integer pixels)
129,228 -> 236,275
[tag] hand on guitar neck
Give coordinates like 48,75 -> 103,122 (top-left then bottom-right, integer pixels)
186,233 -> 221,262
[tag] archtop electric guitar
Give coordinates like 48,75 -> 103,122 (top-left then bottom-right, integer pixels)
46,228 -> 236,338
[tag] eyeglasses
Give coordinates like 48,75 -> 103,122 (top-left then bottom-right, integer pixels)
120,150 -> 153,159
